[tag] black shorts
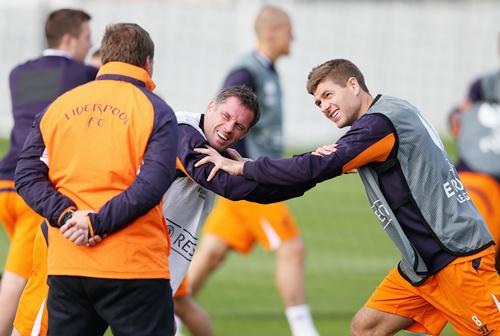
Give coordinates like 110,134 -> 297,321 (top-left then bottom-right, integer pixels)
47,275 -> 174,336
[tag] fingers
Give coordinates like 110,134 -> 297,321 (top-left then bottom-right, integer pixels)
74,209 -> 96,216
194,147 -> 211,155
60,216 -> 92,246
194,156 -> 214,168
87,235 -> 103,247
73,232 -> 88,246
312,144 -> 338,156
60,221 -> 75,234
226,148 -> 241,160
206,165 -> 220,182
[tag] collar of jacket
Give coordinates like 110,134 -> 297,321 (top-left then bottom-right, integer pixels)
96,61 -> 156,91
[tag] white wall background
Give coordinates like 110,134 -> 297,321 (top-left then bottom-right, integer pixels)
0,0 -> 499,148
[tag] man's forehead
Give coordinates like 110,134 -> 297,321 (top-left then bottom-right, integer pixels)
219,98 -> 252,119
314,79 -> 338,95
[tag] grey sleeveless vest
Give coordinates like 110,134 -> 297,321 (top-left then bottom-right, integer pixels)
479,69 -> 500,103
358,95 -> 493,285
458,102 -> 500,178
235,52 -> 283,159
163,112 -> 216,293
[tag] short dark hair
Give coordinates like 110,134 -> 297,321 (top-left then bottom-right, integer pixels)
101,23 -> 154,67
215,86 -> 261,128
307,59 -> 370,95
45,9 -> 91,48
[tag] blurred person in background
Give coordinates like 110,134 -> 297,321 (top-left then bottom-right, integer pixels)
447,33 -> 500,272
196,58 -> 500,336
461,33 -> 500,111
89,48 -> 103,68
0,8 -> 96,336
15,23 -> 179,335
188,6 -> 320,336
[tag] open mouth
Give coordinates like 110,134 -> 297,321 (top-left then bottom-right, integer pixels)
330,109 -> 339,120
216,130 -> 228,141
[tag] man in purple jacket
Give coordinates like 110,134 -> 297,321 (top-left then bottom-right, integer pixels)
0,8 -> 96,335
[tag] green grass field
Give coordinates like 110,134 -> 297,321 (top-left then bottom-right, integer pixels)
0,138 -> 457,335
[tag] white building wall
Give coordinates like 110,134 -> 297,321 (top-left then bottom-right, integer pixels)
0,0 -> 498,147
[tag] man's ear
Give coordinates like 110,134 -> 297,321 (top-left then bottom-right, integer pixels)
144,56 -> 154,75
57,33 -> 73,53
206,100 -> 215,114
348,77 -> 360,94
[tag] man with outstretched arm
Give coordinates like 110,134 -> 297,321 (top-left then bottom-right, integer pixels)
196,58 -> 500,335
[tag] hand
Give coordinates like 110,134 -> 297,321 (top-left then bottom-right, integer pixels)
311,144 -> 338,157
225,148 -> 252,163
60,215 -> 89,246
194,146 -> 245,181
60,210 -> 103,247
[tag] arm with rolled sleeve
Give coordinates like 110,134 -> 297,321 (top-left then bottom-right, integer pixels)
15,112 -> 76,227
89,105 -> 179,236
178,124 -> 315,203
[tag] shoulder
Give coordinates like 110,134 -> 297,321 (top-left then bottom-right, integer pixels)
141,90 -> 175,115
223,67 -> 255,88
9,56 -> 42,77
350,113 -> 394,137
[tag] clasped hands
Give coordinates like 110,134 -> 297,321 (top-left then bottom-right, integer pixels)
60,210 -> 104,247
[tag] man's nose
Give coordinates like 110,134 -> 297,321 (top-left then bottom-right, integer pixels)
320,102 -> 329,113
225,120 -> 236,133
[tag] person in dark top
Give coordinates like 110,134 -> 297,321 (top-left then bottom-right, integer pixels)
189,6 -> 320,335
463,33 -> 500,109
0,8 -> 96,335
448,33 -> 500,273
196,58 -> 500,335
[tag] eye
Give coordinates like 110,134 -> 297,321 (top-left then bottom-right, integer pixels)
222,113 -> 230,120
315,100 -> 321,107
236,123 -> 245,131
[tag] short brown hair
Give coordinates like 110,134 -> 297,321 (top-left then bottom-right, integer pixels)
100,23 -> 154,67
215,86 -> 261,128
45,9 -> 91,48
307,59 -> 370,95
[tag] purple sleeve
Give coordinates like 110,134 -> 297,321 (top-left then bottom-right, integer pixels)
244,114 -> 394,185
467,78 -> 483,103
178,125 -> 315,203
89,96 -> 178,236
15,112 -> 76,226
222,68 -> 256,92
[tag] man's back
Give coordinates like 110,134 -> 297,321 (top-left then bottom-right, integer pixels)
0,55 -> 97,180
22,61 -> 175,279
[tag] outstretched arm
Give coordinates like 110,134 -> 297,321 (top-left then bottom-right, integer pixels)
177,124 -> 315,203
196,114 -> 395,186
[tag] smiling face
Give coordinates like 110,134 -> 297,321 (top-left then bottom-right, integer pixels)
204,96 -> 255,151
313,78 -> 363,128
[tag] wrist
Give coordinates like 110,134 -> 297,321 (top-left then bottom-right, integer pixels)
86,215 -> 95,238
57,207 -> 76,228
88,213 -> 99,236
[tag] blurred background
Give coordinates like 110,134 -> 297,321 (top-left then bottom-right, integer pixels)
0,1 -> 499,335
1,0 -> 499,146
